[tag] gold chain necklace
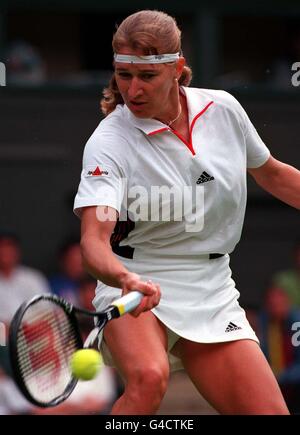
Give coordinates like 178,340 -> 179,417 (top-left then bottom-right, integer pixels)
167,104 -> 182,127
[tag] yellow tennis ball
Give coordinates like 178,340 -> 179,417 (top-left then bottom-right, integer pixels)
70,349 -> 103,381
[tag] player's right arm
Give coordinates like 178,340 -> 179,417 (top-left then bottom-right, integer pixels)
80,206 -> 160,316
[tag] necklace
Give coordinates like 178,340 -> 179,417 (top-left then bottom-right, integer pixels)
167,104 -> 182,127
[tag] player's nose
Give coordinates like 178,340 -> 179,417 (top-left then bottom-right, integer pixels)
127,77 -> 143,99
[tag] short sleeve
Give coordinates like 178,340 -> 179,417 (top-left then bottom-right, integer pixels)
73,132 -> 126,218
235,99 -> 270,169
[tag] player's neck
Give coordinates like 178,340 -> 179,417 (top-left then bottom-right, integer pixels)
168,93 -> 189,134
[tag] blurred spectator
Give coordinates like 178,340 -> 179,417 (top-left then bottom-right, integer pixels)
0,230 -> 50,414
272,242 -> 300,306
49,237 -> 87,305
78,277 -> 96,311
257,286 -> 300,413
0,231 -> 50,325
3,39 -> 46,86
0,237 -> 117,415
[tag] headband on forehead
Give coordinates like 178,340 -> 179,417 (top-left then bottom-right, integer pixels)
114,53 -> 180,64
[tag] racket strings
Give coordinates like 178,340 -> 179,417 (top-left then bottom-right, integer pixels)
16,300 -> 78,403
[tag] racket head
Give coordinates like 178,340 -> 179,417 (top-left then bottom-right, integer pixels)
9,294 -> 83,408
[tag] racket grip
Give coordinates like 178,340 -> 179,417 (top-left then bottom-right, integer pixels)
112,291 -> 143,316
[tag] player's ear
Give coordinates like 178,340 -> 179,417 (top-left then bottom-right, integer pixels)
175,57 -> 185,80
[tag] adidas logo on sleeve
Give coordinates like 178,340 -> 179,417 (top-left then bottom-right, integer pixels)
196,171 -> 215,184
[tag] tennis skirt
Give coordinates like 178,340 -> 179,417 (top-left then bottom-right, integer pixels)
92,251 -> 259,371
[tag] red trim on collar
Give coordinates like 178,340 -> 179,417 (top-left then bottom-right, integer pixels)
186,100 -> 214,155
190,101 -> 214,133
172,130 -> 196,156
148,127 -> 169,136
147,100 -> 214,156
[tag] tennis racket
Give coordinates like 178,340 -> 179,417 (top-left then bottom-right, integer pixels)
9,291 -> 143,408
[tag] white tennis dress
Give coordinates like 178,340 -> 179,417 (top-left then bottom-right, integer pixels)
74,87 -> 270,369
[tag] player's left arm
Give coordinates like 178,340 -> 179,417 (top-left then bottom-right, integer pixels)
248,155 -> 300,209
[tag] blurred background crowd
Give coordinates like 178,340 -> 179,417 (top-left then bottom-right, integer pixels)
0,0 -> 300,414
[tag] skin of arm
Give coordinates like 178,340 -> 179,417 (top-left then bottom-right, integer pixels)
248,156 -> 300,209
80,206 -> 160,316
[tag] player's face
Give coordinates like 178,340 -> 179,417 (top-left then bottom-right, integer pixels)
114,49 -> 182,120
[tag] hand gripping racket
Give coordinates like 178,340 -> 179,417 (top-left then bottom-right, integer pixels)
9,291 -> 143,408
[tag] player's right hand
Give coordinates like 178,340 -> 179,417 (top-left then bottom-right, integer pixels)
120,272 -> 161,317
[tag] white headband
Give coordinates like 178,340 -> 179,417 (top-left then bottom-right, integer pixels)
114,53 -> 180,64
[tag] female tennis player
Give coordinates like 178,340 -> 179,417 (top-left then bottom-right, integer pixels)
74,10 -> 300,414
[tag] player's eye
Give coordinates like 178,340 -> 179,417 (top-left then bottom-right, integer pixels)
117,72 -> 132,79
141,73 -> 156,80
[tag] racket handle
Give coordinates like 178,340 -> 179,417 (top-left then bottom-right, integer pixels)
112,291 -> 143,316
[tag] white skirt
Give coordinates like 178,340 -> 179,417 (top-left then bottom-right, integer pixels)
93,251 -> 258,371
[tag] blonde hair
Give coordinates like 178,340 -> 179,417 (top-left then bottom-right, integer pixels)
101,10 -> 192,116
